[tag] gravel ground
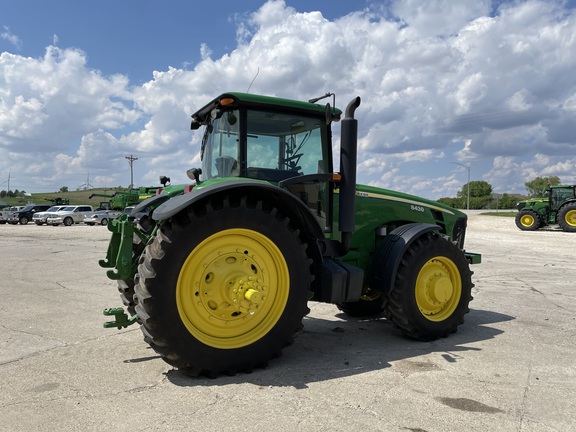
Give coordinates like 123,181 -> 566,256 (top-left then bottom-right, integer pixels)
0,213 -> 575,432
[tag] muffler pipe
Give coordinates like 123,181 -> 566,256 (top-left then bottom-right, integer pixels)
338,96 -> 361,253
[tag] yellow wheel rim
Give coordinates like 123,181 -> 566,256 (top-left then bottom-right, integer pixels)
176,228 -> 289,349
520,214 -> 535,227
415,256 -> 462,322
565,210 -> 576,227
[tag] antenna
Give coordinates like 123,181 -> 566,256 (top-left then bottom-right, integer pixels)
246,67 -> 259,93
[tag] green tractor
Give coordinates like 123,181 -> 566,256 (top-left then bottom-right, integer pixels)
89,186 -> 163,211
515,184 -> 576,232
100,92 -> 481,377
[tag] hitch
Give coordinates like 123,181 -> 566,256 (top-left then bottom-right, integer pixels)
99,214 -> 136,281
103,307 -> 138,329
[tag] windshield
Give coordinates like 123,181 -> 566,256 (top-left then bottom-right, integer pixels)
47,206 -> 60,212
201,110 -> 241,179
201,108 -> 327,181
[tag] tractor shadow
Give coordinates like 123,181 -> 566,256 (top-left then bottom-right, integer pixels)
166,307 -> 513,388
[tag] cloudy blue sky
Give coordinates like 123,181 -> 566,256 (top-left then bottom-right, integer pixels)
1,0 -> 575,199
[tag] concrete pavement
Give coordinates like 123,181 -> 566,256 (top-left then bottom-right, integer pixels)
0,214 -> 574,431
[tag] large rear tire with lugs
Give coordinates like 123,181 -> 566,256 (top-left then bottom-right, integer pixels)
382,233 -> 473,341
557,202 -> 576,232
134,195 -> 312,377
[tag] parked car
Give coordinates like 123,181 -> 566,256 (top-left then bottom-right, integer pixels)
33,206 -> 68,225
0,206 -> 25,224
8,204 -> 52,225
83,209 -> 120,226
84,206 -> 134,226
46,205 -> 94,226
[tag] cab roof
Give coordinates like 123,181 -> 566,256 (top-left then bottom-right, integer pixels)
191,92 -> 342,124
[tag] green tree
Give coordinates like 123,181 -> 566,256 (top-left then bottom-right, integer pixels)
458,180 -> 493,199
524,176 -> 560,197
59,186 -> 69,193
437,197 -> 462,208
455,181 -> 493,209
497,193 -> 519,209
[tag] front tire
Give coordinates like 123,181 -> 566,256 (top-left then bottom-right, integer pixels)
134,195 -> 312,377
19,217 -> 29,225
558,203 -> 576,232
515,210 -> 540,231
382,233 -> 473,341
63,217 -> 73,226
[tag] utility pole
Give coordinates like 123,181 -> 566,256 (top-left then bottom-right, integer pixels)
451,162 -> 471,210
125,155 -> 138,189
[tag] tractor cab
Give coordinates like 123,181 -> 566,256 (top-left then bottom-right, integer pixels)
549,185 -> 576,211
191,92 -> 342,231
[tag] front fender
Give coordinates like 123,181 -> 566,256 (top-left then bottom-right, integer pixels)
370,223 -> 441,294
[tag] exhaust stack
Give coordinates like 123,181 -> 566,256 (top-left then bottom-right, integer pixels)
338,96 -> 361,252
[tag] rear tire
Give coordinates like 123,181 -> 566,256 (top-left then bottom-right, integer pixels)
382,233 -> 473,341
134,195 -> 312,377
515,210 -> 540,231
117,233 -> 146,316
558,203 -> 576,232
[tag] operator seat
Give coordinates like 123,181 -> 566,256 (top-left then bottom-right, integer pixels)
215,156 -> 240,177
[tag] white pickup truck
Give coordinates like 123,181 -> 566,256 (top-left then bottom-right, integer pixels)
46,205 -> 94,226
0,206 -> 25,224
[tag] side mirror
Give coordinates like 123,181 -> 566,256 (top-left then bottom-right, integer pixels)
227,111 -> 237,125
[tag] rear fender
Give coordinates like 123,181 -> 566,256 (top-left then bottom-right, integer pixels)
152,180 -> 326,252
370,223 -> 441,295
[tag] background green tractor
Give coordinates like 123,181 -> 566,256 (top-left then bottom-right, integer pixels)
89,185 -> 165,211
100,92 -> 481,377
515,184 -> 576,232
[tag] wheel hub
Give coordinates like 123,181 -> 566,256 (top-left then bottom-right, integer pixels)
416,256 -> 462,322
230,275 -> 265,314
427,273 -> 453,304
197,250 -> 264,320
521,214 -> 534,226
